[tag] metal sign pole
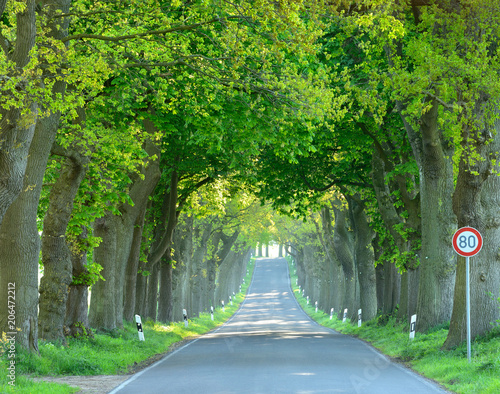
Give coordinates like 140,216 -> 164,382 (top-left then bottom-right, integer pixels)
466,256 -> 471,362
452,226 -> 482,363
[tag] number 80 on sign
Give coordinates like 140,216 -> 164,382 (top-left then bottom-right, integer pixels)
452,227 -> 483,257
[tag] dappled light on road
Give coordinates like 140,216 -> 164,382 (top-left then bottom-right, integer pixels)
112,258 -> 449,394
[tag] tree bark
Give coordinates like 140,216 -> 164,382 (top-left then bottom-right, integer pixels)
65,227 -> 92,338
332,201 -> 358,321
123,206 -> 148,322
145,262 -> 159,321
89,139 -> 160,330
320,206 -> 343,315
89,214 -> 118,331
349,197 -> 377,322
206,231 -> 223,308
0,0 -> 37,226
157,253 -> 173,323
371,148 -> 419,320
39,149 -> 88,342
444,117 -> 500,348
0,103 -> 63,351
0,0 -> 71,351
415,99 -> 457,331
190,221 -> 212,315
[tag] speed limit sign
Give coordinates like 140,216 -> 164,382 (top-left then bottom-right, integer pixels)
452,226 -> 482,363
452,227 -> 483,257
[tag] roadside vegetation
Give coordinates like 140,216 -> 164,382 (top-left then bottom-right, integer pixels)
0,259 -> 255,393
287,259 -> 500,394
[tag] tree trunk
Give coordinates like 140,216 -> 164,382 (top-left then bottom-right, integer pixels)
145,262 -> 159,321
415,100 -> 457,332
0,105 -> 63,351
349,197 -> 377,322
191,221 -> 212,315
384,261 -> 401,315
157,255 -> 173,323
332,202 -> 358,321
89,139 -> 160,330
0,0 -> 37,226
135,265 -> 148,318
375,265 -> 385,312
371,148 -> 419,321
257,243 -> 263,257
124,206 -> 148,322
39,151 -> 88,342
175,214 -> 194,317
206,231 -> 223,308
444,118 -> 500,348
319,206 -> 343,315
65,227 -> 92,338
0,0 -> 71,350
89,214 -> 118,331
171,216 -> 193,322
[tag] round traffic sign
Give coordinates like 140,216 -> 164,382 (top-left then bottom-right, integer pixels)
452,227 -> 483,257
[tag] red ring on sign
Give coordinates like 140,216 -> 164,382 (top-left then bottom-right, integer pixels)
452,227 -> 483,257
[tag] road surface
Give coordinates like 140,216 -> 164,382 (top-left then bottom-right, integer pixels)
110,258 -> 450,394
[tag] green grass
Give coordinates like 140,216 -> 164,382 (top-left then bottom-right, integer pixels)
0,258 -> 256,393
287,258 -> 500,394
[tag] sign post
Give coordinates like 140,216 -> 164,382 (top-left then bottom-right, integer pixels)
409,314 -> 416,340
452,226 -> 483,362
135,315 -> 145,341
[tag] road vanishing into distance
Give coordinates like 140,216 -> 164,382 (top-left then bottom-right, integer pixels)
110,258 -> 450,394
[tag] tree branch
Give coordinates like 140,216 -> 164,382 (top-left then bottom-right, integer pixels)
424,90 -> 466,110
177,176 -> 214,210
62,16 -> 250,43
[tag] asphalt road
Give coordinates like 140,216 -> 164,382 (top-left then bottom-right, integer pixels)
110,258 -> 450,394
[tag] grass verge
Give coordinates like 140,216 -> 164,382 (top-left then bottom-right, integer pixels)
287,258 -> 500,394
0,258 -> 256,393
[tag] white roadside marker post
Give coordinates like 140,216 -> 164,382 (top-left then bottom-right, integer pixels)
315,301 -> 318,313
409,314 -> 417,340
183,309 -> 188,328
358,309 -> 362,327
306,296 -> 309,305
452,227 -> 483,363
342,308 -> 348,323
211,306 -> 214,321
330,308 -> 334,320
135,315 -> 145,341
222,300 -> 225,312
